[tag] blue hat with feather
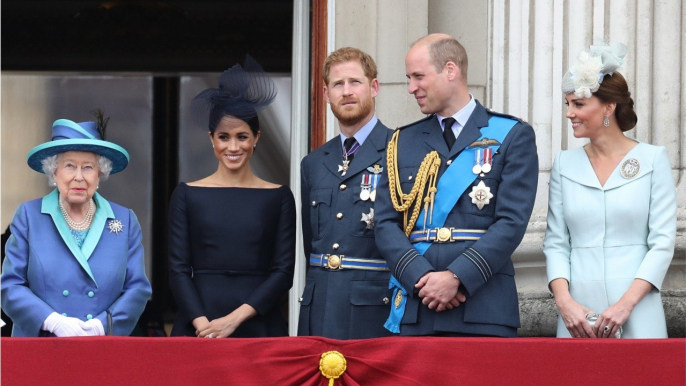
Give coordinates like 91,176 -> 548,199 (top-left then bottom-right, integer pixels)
27,111 -> 129,174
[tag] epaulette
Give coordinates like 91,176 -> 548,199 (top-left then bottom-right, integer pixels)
485,109 -> 524,123
394,114 -> 435,131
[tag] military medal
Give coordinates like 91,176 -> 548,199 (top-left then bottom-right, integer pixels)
366,165 -> 383,202
468,181 -> 493,210
339,140 -> 361,176
338,160 -> 350,176
361,208 -> 374,230
360,174 -> 371,201
620,158 -> 640,179
472,149 -> 483,174
107,219 -> 124,235
482,148 -> 493,174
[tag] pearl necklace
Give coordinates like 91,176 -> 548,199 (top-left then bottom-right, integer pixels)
59,198 -> 95,231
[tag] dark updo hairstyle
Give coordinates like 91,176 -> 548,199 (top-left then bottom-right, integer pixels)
208,105 -> 260,136
593,72 -> 637,132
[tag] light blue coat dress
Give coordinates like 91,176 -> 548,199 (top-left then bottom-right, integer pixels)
1,190 -> 152,336
544,142 -> 676,338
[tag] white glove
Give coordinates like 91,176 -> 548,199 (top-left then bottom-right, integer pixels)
81,318 -> 106,336
42,312 -> 89,337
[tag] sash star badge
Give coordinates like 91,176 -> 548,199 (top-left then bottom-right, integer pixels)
361,208 -> 375,230
107,219 -> 124,235
469,181 -> 493,210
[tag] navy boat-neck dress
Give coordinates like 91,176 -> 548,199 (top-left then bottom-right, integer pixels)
169,183 -> 296,337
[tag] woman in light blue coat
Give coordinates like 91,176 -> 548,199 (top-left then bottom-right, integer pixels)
544,42 -> 676,339
1,112 -> 152,337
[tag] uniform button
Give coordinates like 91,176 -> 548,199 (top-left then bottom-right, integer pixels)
383,297 -> 390,305
408,175 -> 413,180
332,243 -> 340,250
62,290 -> 69,297
336,213 -> 343,219
86,314 -> 93,320
88,291 -> 95,298
62,313 -> 68,317
311,201 -> 316,207
446,160 -> 452,165
339,184 -> 347,191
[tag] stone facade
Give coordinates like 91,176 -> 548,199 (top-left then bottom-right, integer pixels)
330,0 -> 685,336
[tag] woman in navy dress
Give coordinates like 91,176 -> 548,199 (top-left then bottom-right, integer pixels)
169,56 -> 295,338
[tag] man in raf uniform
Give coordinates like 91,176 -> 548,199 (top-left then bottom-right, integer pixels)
298,47 -> 393,339
375,34 -> 538,337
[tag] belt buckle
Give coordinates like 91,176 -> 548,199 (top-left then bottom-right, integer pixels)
436,227 -> 452,243
325,254 -> 343,270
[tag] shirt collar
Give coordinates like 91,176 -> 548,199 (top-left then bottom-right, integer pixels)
436,94 -> 476,129
340,114 -> 378,147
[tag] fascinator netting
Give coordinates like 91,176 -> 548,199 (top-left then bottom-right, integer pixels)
191,55 -> 278,131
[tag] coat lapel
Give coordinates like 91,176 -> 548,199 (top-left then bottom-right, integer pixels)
322,137 -> 346,180
422,115 -> 450,158
559,147 -> 602,189
81,192 -> 115,262
449,102 -> 490,159
341,121 -> 387,180
602,143 -> 653,191
41,189 -> 97,285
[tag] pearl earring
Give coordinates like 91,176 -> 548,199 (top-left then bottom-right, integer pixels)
253,144 -> 257,148
603,115 -> 610,127
212,144 -> 215,149
52,182 -> 57,186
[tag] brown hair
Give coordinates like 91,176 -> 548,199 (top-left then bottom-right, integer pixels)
322,47 -> 378,85
428,37 -> 468,83
594,72 -> 637,132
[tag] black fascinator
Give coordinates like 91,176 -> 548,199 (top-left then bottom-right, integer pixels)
191,55 -> 278,132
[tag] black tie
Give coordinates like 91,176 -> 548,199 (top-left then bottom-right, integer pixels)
442,117 -> 457,150
343,137 -> 358,163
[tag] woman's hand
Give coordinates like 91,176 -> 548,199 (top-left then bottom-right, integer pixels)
593,300 -> 632,338
556,296 -> 596,338
549,278 -> 595,338
197,304 -> 257,338
593,279 -> 653,338
192,316 -> 210,337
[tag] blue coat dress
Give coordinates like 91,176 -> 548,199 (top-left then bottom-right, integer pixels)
1,190 -> 152,336
544,142 -> 676,338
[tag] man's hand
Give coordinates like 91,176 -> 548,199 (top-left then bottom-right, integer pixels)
416,271 -> 466,312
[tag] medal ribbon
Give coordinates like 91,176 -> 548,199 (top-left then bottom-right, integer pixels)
342,140 -> 361,158
484,148 -> 493,168
384,115 -> 518,334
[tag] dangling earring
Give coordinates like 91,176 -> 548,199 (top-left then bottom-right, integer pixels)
603,115 -> 610,127
212,144 -> 215,149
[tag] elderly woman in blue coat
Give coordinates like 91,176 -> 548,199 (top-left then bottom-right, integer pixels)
544,42 -> 676,338
1,112 -> 152,336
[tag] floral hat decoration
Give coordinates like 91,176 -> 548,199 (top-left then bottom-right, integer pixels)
562,39 -> 628,98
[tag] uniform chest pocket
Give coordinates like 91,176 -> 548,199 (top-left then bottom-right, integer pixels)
398,166 -> 420,196
310,189 -> 332,239
456,161 -> 504,217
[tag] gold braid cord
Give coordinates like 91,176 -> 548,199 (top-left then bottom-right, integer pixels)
387,129 -> 441,237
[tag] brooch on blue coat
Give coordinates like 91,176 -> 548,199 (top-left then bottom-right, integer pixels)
107,219 -> 124,235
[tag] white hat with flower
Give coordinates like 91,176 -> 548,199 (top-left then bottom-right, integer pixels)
562,39 -> 628,98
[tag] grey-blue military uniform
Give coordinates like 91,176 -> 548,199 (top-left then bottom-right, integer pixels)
374,101 -> 538,337
298,118 -> 394,339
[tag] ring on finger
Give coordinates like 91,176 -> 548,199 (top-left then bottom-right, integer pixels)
603,326 -> 610,333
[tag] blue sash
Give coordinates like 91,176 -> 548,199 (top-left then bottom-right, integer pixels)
384,116 -> 518,333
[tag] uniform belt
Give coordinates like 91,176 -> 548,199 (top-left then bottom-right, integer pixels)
309,253 -> 390,271
409,228 -> 486,243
